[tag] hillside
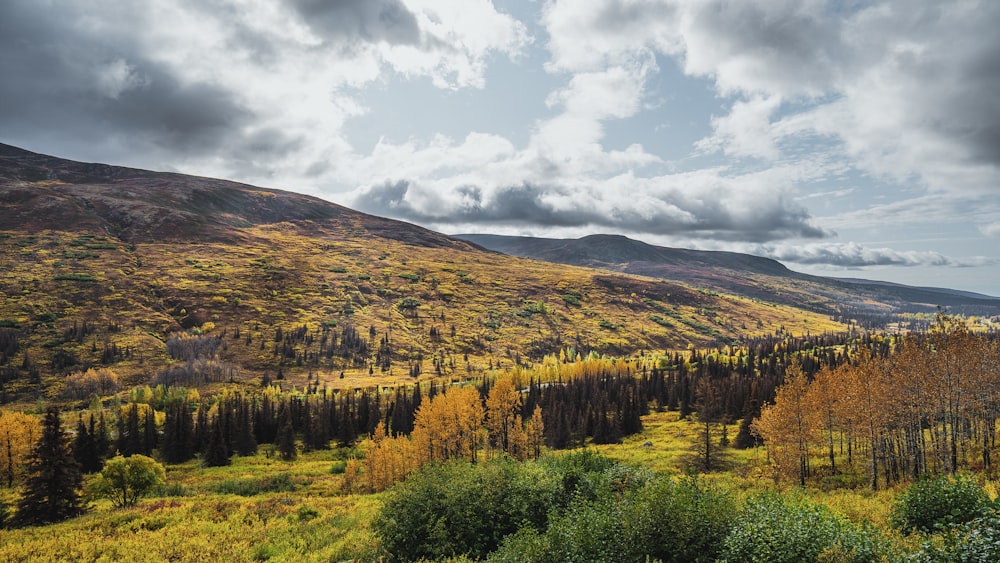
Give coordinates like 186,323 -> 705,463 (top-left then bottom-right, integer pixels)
456,233 -> 1000,323
0,144 -> 844,402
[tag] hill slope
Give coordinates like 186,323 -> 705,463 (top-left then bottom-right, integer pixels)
0,144 -> 844,402
456,234 -> 1000,322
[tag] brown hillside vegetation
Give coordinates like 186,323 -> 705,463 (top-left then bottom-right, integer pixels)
0,144 -> 843,401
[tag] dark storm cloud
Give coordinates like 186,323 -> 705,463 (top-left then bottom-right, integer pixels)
353,180 -> 829,243
0,0 -> 252,159
291,0 -> 422,46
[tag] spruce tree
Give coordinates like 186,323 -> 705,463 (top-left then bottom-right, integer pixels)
202,415 -> 231,467
72,414 -> 102,473
275,402 -> 297,461
161,402 -> 194,464
233,398 -> 258,457
11,407 -> 85,527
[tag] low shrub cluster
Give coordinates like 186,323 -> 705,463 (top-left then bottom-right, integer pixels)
372,451 -> 903,562
891,473 -> 992,534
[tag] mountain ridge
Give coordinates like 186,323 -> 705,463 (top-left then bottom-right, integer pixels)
0,142 -> 466,249
455,233 -> 1000,318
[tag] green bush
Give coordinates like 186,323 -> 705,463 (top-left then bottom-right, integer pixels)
891,474 -> 991,534
720,493 -> 894,563
54,273 -> 97,282
914,514 -> 1000,562
89,455 -> 166,508
491,496 -> 630,562
490,474 -> 735,563
373,458 -> 561,562
625,475 -> 736,563
540,449 -> 617,507
560,293 -> 581,306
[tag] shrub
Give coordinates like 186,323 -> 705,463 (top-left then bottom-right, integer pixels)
54,273 -> 97,282
891,474 -> 992,534
490,474 -> 735,563
541,449 -> 617,507
373,458 -> 561,562
89,455 -> 166,508
914,514 -> 1000,562
720,493 -> 895,563
625,475 -> 736,563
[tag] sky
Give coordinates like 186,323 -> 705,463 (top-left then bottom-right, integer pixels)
1,0 -> 998,297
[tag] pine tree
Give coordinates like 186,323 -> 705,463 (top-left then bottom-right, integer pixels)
11,407 -> 85,527
276,402 -> 297,461
161,402 -> 194,464
95,412 -> 110,459
233,397 -> 258,457
202,415 -> 231,467
72,414 -> 102,473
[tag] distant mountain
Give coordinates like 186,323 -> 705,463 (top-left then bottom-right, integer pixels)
456,233 -> 1000,320
0,143 -> 850,403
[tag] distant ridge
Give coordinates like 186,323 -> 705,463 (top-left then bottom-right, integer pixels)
456,233 -> 1000,318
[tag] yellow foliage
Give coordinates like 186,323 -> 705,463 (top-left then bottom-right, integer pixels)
0,410 -> 40,487
411,386 -> 485,464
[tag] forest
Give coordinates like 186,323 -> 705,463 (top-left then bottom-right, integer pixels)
0,315 -> 998,561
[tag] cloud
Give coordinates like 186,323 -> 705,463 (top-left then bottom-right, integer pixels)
543,0 -> 1000,194
349,156 -> 830,242
752,242 -> 995,269
290,0 -> 422,46
0,1 -> 253,159
982,223 -> 1000,238
0,0 -> 528,181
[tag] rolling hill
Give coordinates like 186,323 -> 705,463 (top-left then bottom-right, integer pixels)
456,233 -> 1000,323
0,143 -> 844,403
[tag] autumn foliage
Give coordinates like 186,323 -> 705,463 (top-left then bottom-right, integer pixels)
755,315 -> 1000,488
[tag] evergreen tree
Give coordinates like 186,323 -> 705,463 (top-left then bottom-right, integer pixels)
233,397 -> 258,457
95,412 -> 110,459
72,414 -> 102,473
201,415 -> 231,467
275,402 -> 297,461
143,407 -> 157,456
161,402 -> 194,464
11,407 -> 85,527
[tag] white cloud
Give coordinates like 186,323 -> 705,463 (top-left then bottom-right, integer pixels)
754,242 -> 994,268
982,223 -> 1000,238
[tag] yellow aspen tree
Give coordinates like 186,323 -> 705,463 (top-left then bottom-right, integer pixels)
926,315 -> 976,474
892,336 -> 935,478
364,421 -> 418,492
839,349 -> 894,489
412,386 -> 484,464
486,377 -> 523,457
753,364 -> 818,487
0,410 -> 40,488
524,406 -> 544,460
805,365 -> 840,473
342,458 -> 361,495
